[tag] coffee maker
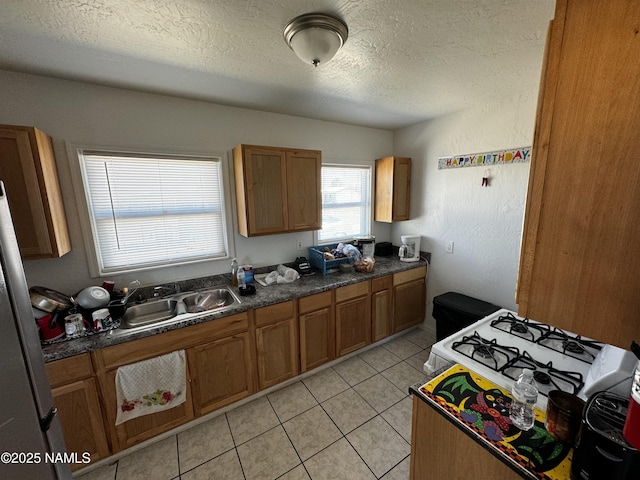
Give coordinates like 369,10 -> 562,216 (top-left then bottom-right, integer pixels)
398,235 -> 420,262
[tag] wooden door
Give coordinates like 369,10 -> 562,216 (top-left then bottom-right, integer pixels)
51,378 -> 110,470
336,297 -> 371,357
516,0 -> 640,347
103,368 -> 194,452
188,332 -> 255,416
236,146 -> 288,236
371,276 -> 392,342
286,149 -> 322,231
410,396 -> 520,479
0,125 -> 70,258
300,307 -> 334,372
256,318 -> 299,390
392,157 -> 411,221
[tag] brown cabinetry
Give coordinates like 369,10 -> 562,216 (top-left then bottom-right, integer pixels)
188,331 -> 254,416
410,396 -> 519,479
335,281 -> 371,357
375,156 -> 411,222
516,0 -> 640,347
298,291 -> 335,373
392,267 -> 426,334
45,354 -> 110,470
371,275 -> 392,342
92,313 -> 251,452
255,301 -> 299,390
0,124 -> 70,258
233,144 -> 321,237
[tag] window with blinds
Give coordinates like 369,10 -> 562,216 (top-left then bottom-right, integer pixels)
318,164 -> 372,243
77,150 -> 228,275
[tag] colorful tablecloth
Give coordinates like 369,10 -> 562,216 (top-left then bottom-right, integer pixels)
417,364 -> 572,480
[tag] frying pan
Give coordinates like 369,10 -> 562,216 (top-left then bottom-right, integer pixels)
29,286 -> 72,313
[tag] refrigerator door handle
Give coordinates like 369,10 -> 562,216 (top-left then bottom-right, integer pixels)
39,406 -> 58,432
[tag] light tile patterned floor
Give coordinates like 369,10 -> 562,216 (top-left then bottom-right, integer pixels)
77,322 -> 436,480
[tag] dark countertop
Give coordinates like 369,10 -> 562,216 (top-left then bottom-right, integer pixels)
410,364 -> 572,480
42,256 -> 427,363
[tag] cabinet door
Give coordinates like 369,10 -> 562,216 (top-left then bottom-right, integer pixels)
515,0 -> 640,347
375,156 -> 411,222
393,279 -> 426,334
371,276 -> 392,342
300,306 -> 335,372
410,396 -> 520,479
336,296 -> 371,357
256,318 -> 299,390
237,146 -> 288,236
286,149 -> 321,231
188,332 -> 255,416
102,368 -> 195,452
0,125 -> 70,258
51,378 -> 110,470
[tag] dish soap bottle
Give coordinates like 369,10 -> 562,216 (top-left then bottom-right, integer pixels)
231,258 -> 239,287
510,368 -> 538,431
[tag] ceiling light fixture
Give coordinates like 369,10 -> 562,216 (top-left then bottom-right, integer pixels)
283,13 -> 348,67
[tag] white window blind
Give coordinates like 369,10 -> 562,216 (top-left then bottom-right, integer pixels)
78,151 -> 228,275
318,164 -> 371,243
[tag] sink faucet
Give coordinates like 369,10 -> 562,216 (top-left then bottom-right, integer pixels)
153,283 -> 180,298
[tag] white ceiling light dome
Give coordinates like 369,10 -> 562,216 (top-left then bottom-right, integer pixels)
283,13 -> 348,67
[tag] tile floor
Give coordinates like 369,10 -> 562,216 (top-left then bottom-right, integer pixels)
78,323 -> 436,480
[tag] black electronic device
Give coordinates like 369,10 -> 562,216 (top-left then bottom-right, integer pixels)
295,256 -> 312,275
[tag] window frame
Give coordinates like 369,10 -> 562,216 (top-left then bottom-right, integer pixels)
314,161 -> 373,246
67,143 -> 235,277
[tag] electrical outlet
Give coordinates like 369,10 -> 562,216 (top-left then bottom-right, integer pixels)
296,239 -> 303,251
445,241 -> 454,254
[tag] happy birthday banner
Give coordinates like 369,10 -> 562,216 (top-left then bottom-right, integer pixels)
438,146 -> 531,170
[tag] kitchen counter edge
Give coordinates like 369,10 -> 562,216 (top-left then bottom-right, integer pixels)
43,257 -> 427,363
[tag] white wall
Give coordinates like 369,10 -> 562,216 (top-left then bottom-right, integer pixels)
393,93 -> 539,313
0,70 -> 392,294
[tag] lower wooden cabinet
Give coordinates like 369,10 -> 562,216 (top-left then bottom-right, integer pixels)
410,396 -> 519,479
298,291 -> 335,373
188,332 -> 255,416
371,275 -> 392,342
335,282 -> 371,357
392,266 -> 426,334
255,301 -> 299,390
46,354 -> 110,470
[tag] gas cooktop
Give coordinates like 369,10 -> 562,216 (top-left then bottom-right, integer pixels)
425,309 -> 634,411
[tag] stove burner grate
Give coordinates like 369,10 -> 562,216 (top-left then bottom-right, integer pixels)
502,351 -> 585,396
451,332 -> 520,372
490,313 -> 550,343
537,328 -> 603,363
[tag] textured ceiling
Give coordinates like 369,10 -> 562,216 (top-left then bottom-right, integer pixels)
0,0 -> 556,130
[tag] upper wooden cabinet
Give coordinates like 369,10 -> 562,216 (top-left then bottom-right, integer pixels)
0,124 -> 71,258
375,156 -> 411,222
233,144 -> 321,237
516,0 -> 640,348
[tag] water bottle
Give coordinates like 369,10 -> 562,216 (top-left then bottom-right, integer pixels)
237,268 -> 246,288
231,258 -> 239,287
510,368 -> 538,431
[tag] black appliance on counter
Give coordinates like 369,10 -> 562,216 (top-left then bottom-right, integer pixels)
571,392 -> 640,479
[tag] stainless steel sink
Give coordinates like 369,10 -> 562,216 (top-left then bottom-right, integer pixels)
118,286 -> 240,330
182,288 -> 239,313
120,298 -> 179,329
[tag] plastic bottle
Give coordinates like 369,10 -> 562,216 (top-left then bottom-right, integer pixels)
231,258 -> 239,287
237,268 -> 245,289
509,368 -> 538,431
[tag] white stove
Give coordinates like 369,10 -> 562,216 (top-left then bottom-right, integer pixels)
425,309 -> 635,411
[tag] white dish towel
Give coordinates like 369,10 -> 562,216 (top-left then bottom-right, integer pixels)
115,350 -> 187,425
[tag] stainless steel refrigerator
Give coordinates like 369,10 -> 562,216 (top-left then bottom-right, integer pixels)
0,181 -> 71,479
